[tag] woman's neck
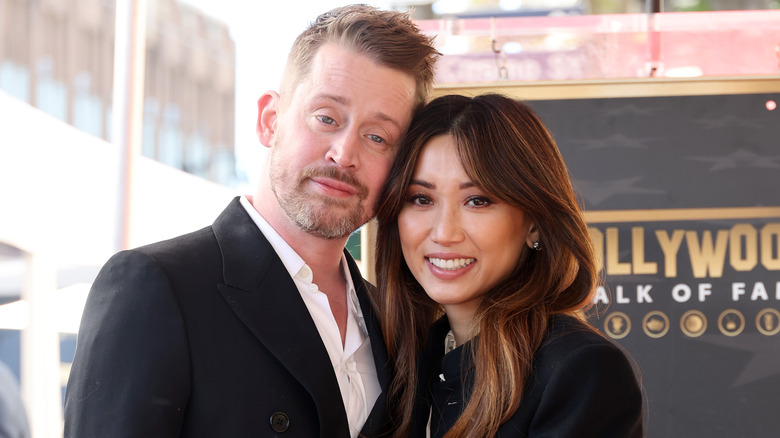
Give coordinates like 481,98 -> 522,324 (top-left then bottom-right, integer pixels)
444,303 -> 479,346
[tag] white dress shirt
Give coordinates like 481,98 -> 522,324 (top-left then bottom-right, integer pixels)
239,196 -> 380,437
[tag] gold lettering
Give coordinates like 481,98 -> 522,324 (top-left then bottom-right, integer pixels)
686,230 -> 729,278
592,222 -> 779,278
656,230 -> 685,278
606,227 -> 631,275
632,227 -> 657,275
761,223 -> 780,270
729,224 -> 757,271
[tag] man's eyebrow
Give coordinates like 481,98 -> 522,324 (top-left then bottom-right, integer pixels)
312,93 -> 349,106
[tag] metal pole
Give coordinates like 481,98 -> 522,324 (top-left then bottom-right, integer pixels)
112,0 -> 146,252
20,249 -> 59,438
646,0 -> 663,77
647,0 -> 662,14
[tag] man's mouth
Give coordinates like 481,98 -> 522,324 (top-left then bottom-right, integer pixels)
301,167 -> 367,198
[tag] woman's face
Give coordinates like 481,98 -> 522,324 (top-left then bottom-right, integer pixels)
398,134 -> 536,322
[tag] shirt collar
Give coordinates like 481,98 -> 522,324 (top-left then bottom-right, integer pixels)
239,196 -> 367,337
239,195 -> 305,280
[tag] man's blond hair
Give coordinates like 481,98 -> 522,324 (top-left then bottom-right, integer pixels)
281,4 -> 439,112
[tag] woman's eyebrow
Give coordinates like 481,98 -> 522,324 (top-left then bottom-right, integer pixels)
409,178 -> 433,189
408,179 -> 476,190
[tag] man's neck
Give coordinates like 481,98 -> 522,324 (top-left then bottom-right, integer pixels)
248,191 -> 349,282
249,189 -> 353,343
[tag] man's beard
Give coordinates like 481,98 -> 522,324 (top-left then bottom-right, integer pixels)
269,149 -> 371,240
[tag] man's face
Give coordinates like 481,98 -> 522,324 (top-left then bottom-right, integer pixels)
268,43 -> 417,239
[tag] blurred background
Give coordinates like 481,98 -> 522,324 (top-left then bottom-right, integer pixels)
1,0 -> 779,436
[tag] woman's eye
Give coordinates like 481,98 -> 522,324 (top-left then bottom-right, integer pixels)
408,194 -> 432,206
316,115 -> 337,125
467,196 -> 491,207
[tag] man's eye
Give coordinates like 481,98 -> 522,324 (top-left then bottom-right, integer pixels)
316,115 -> 337,125
367,134 -> 385,144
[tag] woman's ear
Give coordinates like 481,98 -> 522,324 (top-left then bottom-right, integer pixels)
256,91 -> 280,148
526,224 -> 540,250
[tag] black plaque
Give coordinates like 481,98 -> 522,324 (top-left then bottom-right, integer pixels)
528,92 -> 780,437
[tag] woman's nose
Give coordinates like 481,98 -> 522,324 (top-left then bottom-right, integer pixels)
430,207 -> 464,245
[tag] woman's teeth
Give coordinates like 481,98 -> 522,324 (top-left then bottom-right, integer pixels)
427,257 -> 475,270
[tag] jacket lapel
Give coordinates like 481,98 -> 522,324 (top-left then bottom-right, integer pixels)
212,197 -> 350,436
345,254 -> 389,389
346,254 -> 393,436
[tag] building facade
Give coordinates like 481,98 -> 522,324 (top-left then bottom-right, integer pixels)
0,0 -> 236,185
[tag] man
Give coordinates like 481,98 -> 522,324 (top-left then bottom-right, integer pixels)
64,5 -> 438,437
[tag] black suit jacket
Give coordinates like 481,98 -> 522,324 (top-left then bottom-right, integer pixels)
412,315 -> 644,437
64,197 -> 391,437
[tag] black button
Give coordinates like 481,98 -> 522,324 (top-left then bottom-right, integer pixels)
270,412 -> 290,433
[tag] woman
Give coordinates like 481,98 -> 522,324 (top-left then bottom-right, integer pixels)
374,94 -> 643,437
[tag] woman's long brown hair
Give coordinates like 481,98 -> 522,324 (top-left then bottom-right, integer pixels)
374,94 -> 598,437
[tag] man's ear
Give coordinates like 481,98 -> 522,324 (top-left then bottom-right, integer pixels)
256,91 -> 280,148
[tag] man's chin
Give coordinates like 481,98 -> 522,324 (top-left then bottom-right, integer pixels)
312,193 -> 358,209
300,220 -> 360,240
294,208 -> 368,240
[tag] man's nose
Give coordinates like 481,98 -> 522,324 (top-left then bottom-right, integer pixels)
325,130 -> 360,169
